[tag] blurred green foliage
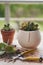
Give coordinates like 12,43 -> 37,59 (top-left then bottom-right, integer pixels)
0,4 -> 43,31
0,4 -> 43,17
0,4 -> 5,17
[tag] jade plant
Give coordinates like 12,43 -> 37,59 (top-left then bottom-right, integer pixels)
0,43 -> 16,53
20,22 -> 39,31
2,24 -> 13,31
5,45 -> 16,53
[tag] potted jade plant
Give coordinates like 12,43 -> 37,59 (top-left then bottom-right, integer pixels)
17,22 -> 41,49
1,24 -> 15,45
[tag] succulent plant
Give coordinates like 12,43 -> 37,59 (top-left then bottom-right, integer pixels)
2,24 -> 13,31
20,22 -> 39,31
0,43 -> 20,54
5,45 -> 16,53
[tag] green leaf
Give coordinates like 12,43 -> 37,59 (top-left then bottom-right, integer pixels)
0,43 -> 7,51
5,45 -> 16,53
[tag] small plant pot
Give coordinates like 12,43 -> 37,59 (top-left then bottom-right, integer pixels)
17,30 -> 41,49
1,30 -> 15,45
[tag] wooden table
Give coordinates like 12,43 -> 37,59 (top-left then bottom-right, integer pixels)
0,40 -> 43,65
0,48 -> 43,65
0,32 -> 43,65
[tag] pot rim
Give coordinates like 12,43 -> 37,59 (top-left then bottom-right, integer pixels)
19,30 -> 40,32
1,29 -> 15,32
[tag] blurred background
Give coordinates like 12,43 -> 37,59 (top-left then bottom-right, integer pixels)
0,4 -> 43,31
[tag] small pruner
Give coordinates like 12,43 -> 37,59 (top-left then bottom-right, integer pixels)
11,49 -> 36,61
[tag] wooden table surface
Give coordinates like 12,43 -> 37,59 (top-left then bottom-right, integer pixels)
0,41 -> 43,65
0,48 -> 43,65
0,32 -> 43,65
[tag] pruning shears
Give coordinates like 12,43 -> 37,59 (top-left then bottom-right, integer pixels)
9,49 -> 43,62
8,49 -> 35,61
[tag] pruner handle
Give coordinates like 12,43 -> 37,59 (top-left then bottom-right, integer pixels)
20,49 -> 35,56
23,56 -> 42,62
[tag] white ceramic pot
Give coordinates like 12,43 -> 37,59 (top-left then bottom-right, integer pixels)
17,30 -> 41,49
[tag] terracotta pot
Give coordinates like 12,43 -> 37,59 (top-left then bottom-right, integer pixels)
17,30 -> 41,49
1,30 -> 15,45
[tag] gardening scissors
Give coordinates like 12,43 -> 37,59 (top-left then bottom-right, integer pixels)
9,49 -> 36,62
9,49 -> 43,62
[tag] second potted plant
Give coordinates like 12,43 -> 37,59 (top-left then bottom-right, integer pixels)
17,22 -> 41,49
1,24 -> 15,45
